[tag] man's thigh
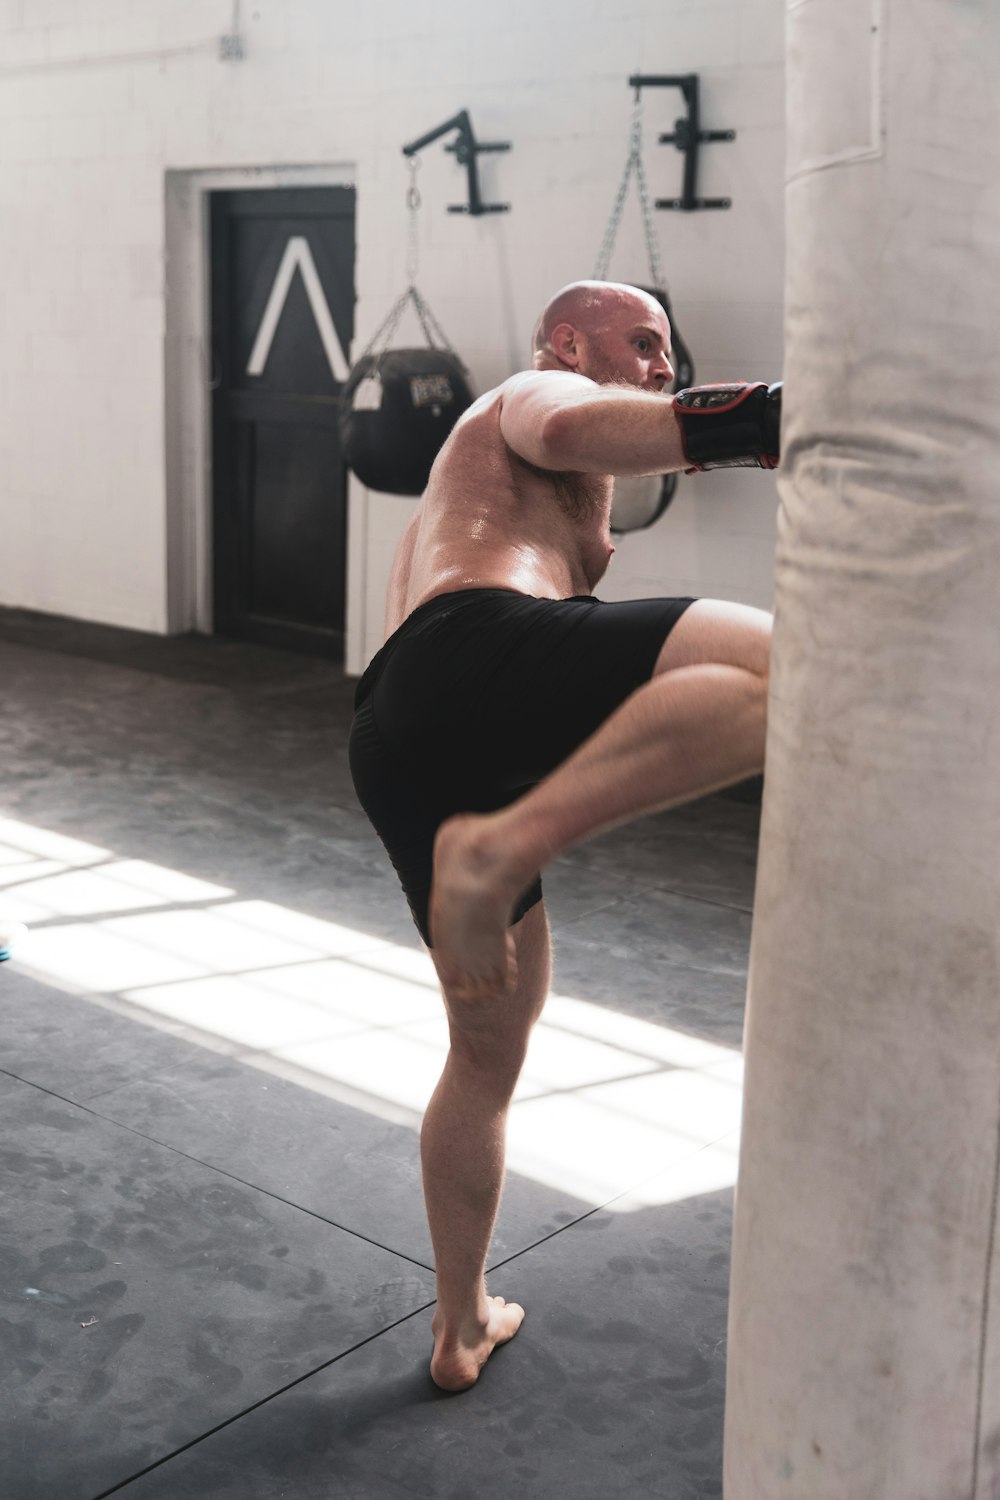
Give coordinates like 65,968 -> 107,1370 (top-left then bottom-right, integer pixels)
652,598 -> 772,680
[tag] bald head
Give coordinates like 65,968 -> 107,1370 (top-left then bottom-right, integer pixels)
530,280 -> 674,391
531,281 -> 666,358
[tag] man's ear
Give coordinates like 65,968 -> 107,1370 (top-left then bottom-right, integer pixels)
549,321 -> 581,369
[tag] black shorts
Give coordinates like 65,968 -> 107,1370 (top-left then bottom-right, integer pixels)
348,588 -> 696,946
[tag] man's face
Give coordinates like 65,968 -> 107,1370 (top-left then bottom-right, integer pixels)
580,298 -> 675,393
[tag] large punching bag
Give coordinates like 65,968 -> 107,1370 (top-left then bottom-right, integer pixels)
724,2 -> 1000,1495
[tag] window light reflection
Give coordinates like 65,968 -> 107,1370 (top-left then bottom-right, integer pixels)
2,815 -> 743,1212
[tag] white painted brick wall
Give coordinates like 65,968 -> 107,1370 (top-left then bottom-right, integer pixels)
0,0 -> 785,651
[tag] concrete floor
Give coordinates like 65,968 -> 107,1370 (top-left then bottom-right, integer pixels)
0,608 -> 761,1500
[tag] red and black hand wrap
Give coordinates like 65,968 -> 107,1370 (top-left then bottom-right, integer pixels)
672,381 -> 783,472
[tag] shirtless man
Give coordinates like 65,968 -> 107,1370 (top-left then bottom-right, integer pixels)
349,281 -> 778,1392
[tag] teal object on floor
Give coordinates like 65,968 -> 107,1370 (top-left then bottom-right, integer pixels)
0,922 -> 27,960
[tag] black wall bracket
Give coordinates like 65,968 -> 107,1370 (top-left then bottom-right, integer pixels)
402,110 -> 511,216
629,73 -> 735,211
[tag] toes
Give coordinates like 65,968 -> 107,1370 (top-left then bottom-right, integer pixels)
495,1302 -> 525,1344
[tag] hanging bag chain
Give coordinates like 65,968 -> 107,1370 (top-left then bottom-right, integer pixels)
354,155 -> 464,376
593,90 -> 666,292
405,154 -> 421,286
593,90 -> 693,534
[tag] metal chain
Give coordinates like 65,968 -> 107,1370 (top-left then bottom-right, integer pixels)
593,90 -> 666,291
357,289 -> 411,367
353,285 -> 463,371
633,106 -> 666,291
405,155 -> 421,286
350,155 -> 465,374
410,286 -> 437,347
411,285 -> 458,353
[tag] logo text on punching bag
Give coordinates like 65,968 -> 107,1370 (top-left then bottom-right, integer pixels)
409,375 -> 455,409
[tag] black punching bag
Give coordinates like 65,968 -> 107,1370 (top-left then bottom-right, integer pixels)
340,348 -> 474,496
610,287 -> 694,534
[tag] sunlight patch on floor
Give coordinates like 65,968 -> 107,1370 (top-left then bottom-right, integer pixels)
2,815 -> 743,1211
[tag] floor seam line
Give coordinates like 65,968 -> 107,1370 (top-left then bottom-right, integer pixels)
488,1138 -> 738,1275
85,1297 -> 439,1500
550,863 -> 755,917
0,1066 -> 436,1274
487,1204 -> 610,1272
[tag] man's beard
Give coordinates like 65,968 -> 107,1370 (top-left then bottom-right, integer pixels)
588,359 -> 662,394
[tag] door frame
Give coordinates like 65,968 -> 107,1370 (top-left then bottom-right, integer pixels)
164,164 -> 360,649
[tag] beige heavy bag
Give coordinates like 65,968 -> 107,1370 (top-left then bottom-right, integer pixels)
724,1 -> 1000,1495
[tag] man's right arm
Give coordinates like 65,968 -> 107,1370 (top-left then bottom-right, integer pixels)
499,371 -> 781,476
498,371 -> 687,477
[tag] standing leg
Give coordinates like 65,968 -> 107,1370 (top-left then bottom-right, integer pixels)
422,900 -> 551,1390
430,601 -> 771,998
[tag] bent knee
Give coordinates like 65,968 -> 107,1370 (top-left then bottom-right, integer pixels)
654,599 -> 772,680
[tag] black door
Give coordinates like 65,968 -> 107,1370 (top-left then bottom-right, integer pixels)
210,187 -> 356,657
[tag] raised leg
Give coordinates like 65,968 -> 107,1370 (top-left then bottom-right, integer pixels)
430,600 -> 771,999
422,900 -> 551,1391
651,598 -> 771,680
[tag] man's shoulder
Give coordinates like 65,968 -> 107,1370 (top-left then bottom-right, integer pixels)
449,371 -> 593,436
499,369 -> 595,402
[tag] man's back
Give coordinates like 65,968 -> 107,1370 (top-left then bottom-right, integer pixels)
383,376 -> 616,639
349,280 -> 777,1393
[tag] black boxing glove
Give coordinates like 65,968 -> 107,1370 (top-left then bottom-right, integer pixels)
672,381 -> 782,472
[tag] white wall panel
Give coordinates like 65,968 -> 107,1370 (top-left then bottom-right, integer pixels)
0,0 -> 785,653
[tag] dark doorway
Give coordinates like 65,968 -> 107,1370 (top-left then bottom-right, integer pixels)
210,187 -> 356,657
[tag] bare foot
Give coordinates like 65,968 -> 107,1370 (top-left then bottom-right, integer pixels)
430,1295 -> 526,1392
429,814 -> 526,1000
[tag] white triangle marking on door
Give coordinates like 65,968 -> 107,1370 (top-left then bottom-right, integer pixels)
246,235 -> 350,383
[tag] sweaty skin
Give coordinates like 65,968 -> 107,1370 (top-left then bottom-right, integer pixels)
384,387 -> 614,634
383,281 -> 680,641
373,287 -> 771,1395
379,282 -> 699,1392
